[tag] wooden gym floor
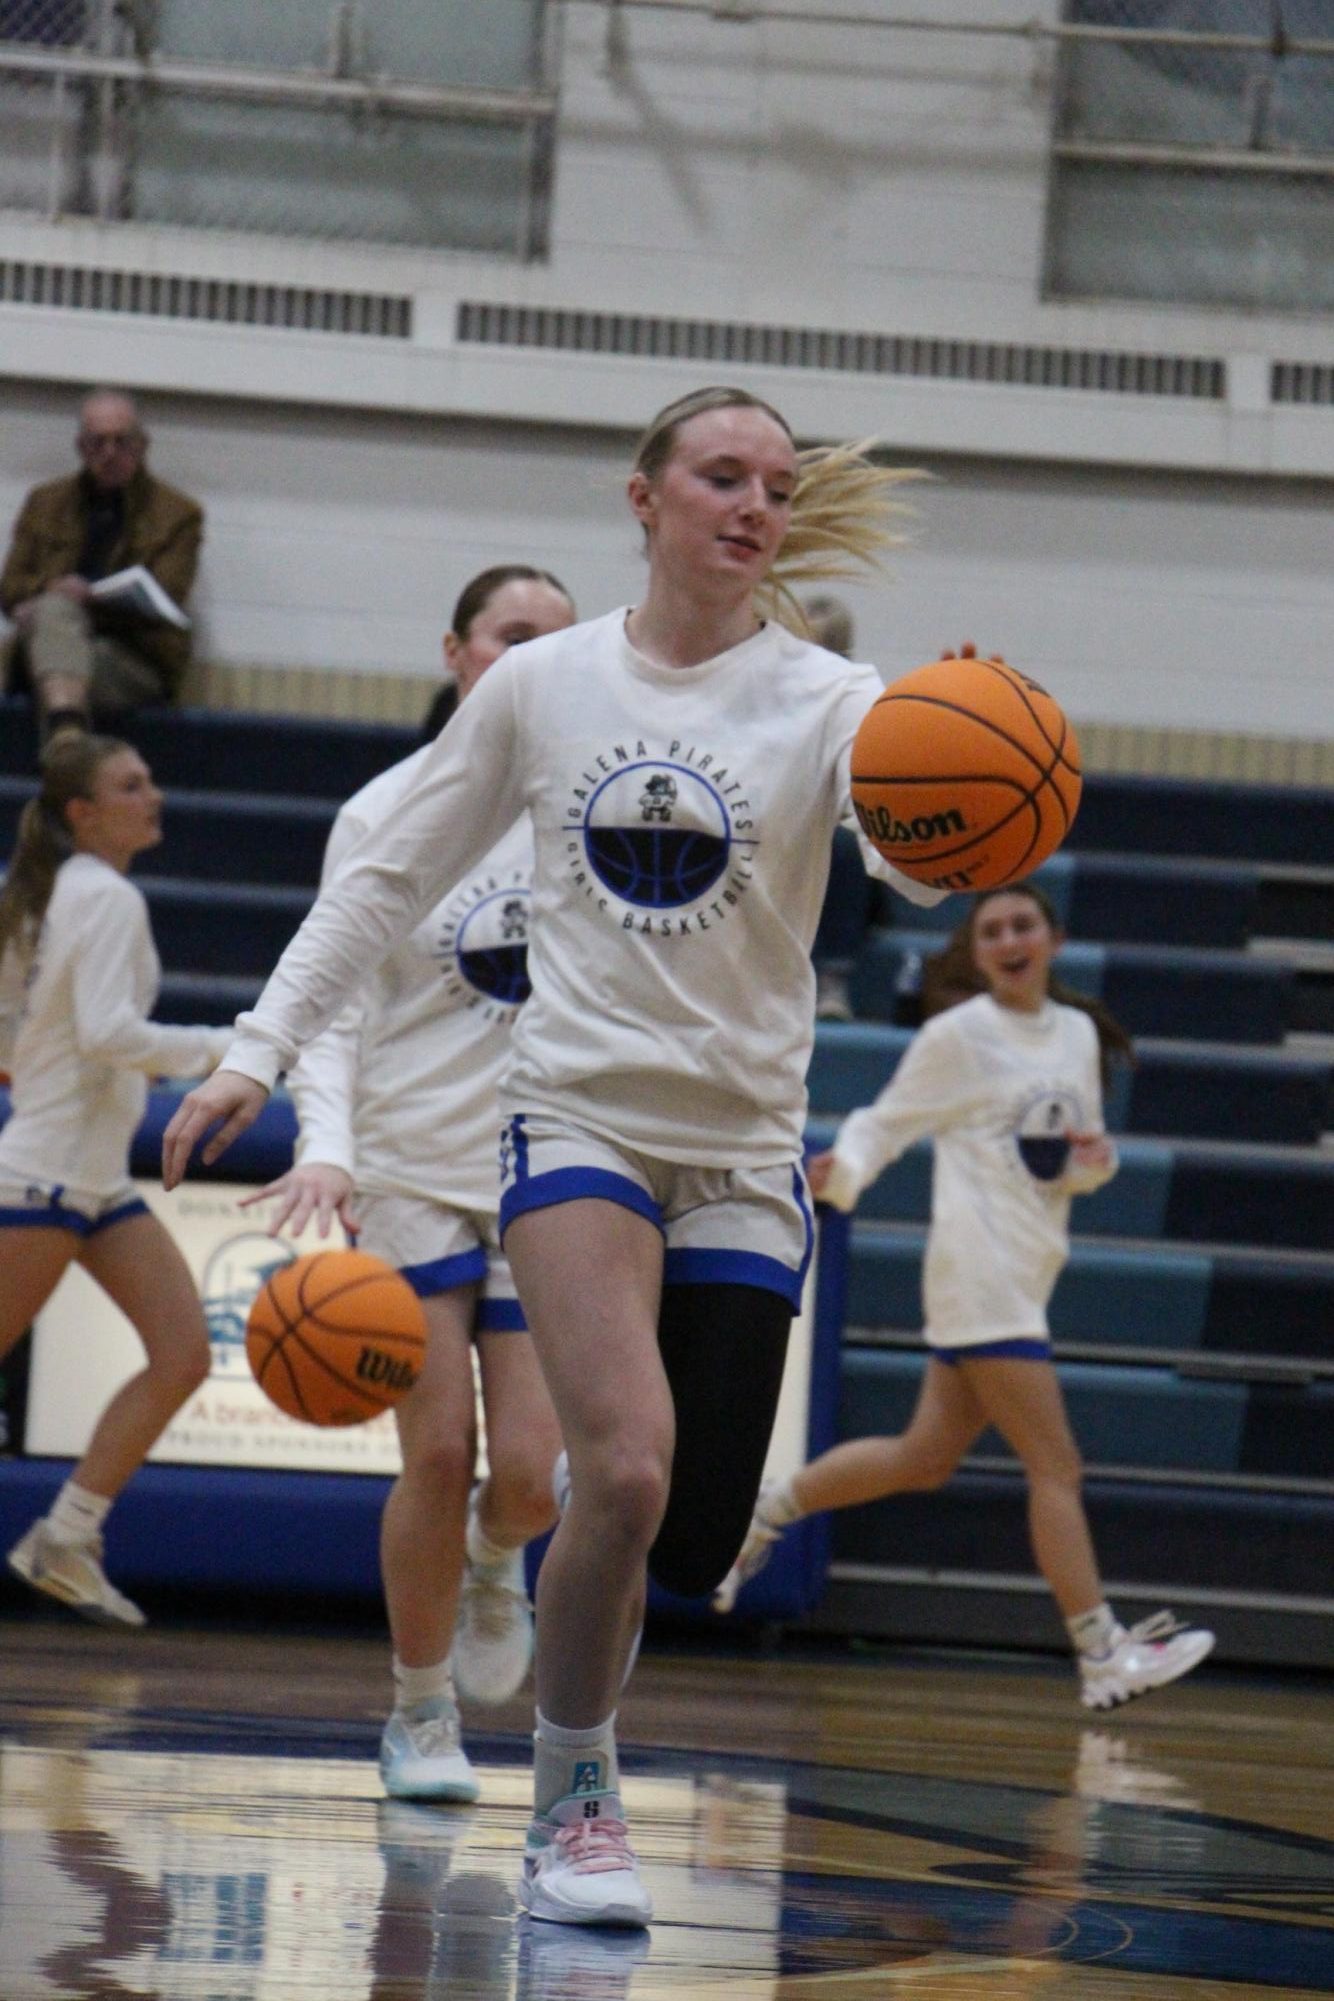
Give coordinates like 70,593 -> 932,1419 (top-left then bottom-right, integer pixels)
0,1601 -> 1329,2000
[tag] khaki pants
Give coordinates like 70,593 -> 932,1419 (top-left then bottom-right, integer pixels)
22,591 -> 168,710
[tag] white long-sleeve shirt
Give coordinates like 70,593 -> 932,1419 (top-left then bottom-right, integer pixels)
287,746 -> 531,1208
0,853 -> 230,1198
822,993 -> 1119,1347
224,611 -> 942,1168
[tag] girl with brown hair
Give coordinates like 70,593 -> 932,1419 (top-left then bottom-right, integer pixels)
715,881 -> 1214,1712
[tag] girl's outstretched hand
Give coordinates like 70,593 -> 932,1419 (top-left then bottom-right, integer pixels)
806,1148 -> 836,1198
162,1069 -> 268,1188
241,1163 -> 358,1240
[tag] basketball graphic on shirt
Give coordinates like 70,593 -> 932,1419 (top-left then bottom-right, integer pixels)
582,762 -> 732,908
453,886 -> 532,1006
1013,1090 -> 1081,1181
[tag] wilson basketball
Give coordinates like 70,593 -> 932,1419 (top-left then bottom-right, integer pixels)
851,646 -> 1082,892
245,1248 -> 427,1427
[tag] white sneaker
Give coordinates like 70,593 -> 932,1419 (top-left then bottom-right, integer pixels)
379,1697 -> 480,1802
711,1480 -> 791,1613
452,1506 -> 534,1704
1079,1612 -> 1216,1711
520,1790 -> 652,1928
7,1520 -> 146,1628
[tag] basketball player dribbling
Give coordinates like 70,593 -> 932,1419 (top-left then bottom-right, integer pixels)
245,566 -> 575,1804
0,734 -> 230,1625
163,385 -> 943,1928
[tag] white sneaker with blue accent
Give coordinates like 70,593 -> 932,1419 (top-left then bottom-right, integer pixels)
379,1697 -> 480,1801
520,1789 -> 652,1928
7,1520 -> 146,1629
452,1509 -> 534,1705
1079,1612 -> 1215,1711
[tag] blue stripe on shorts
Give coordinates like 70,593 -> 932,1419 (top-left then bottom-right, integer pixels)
663,1246 -> 805,1311
476,1297 -> 527,1334
499,1166 -> 664,1241
88,1197 -> 150,1234
401,1245 -> 488,1298
933,1338 -> 1052,1365
0,1199 -> 92,1236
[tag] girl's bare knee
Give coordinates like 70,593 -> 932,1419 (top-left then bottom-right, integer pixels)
486,1453 -> 560,1537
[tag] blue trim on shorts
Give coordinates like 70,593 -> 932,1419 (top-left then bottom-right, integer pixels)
500,1167 -> 664,1241
88,1196 -> 150,1235
933,1338 -> 1052,1365
0,1200 -> 92,1236
476,1297 -> 527,1334
791,1164 -> 816,1292
663,1246 -> 805,1311
400,1245 -> 488,1299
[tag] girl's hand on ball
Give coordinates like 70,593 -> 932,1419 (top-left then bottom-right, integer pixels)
241,1163 -> 358,1240
162,1070 -> 268,1187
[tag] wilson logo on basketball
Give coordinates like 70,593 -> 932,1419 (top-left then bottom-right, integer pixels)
355,1347 -> 419,1394
855,803 -> 966,847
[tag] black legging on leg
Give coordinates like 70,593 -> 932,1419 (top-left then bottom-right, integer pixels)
648,1281 -> 793,1598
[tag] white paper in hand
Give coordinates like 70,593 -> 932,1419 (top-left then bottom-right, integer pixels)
88,564 -> 190,630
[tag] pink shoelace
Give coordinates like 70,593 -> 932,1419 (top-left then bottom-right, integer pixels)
548,1817 -> 637,1875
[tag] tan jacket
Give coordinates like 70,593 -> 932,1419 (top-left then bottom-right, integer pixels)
0,466 -> 203,693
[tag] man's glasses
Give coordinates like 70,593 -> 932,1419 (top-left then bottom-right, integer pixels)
79,431 -> 142,453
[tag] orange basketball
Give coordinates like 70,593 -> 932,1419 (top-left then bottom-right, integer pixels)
851,647 -> 1082,892
245,1248 -> 427,1427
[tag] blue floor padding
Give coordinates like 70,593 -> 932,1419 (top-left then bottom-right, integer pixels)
0,1457 -> 390,1598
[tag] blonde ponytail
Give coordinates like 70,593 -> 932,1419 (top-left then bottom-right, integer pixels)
760,439 -> 921,636
0,733 -> 130,963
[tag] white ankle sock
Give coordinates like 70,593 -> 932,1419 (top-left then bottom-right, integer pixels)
533,1709 -> 619,1816
392,1657 -> 456,1711
45,1481 -> 111,1546
1067,1602 -> 1121,1659
761,1475 -> 803,1527
465,1496 -> 514,1571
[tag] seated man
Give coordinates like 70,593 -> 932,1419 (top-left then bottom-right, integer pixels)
0,388 -> 203,739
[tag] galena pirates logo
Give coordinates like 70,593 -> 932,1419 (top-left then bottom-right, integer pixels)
430,863 -> 532,1021
1009,1084 -> 1085,1184
563,739 -> 758,935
